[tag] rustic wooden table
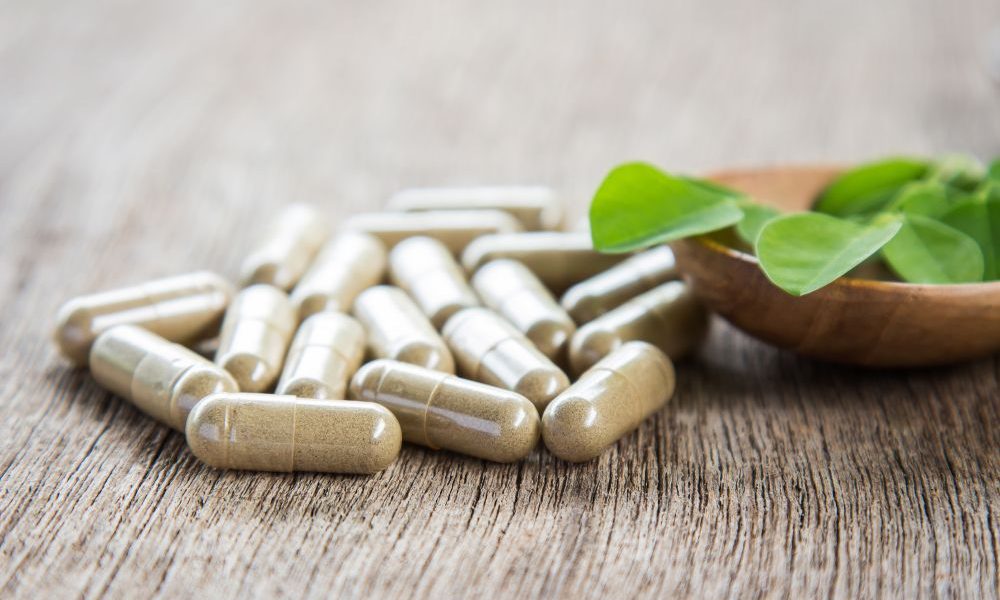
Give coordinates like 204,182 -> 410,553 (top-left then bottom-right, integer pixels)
2,1 -> 998,598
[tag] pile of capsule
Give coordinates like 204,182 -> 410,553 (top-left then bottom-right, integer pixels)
53,187 -> 709,473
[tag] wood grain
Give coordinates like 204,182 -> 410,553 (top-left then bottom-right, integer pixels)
1,0 -> 998,598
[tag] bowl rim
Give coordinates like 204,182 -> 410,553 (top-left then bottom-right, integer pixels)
698,165 -> 1000,295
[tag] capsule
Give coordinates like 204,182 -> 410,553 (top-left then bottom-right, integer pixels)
387,186 -> 561,231
342,210 -> 523,255
290,231 -> 387,320
462,232 -> 630,294
215,285 -> 297,392
471,260 -> 576,362
186,393 -> 402,473
276,312 -> 366,399
350,360 -> 540,462
569,281 -> 708,376
53,271 -> 234,366
352,286 -> 455,373
561,246 -> 678,323
240,204 -> 329,290
388,236 -> 479,328
90,325 -> 238,430
442,308 -> 569,411
543,341 -> 675,462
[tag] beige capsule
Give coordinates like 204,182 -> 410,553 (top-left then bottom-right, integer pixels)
543,341 -> 675,462
186,393 -> 401,474
290,231 -> 387,320
471,260 -> 576,362
240,204 -> 329,290
352,286 -> 455,373
569,281 -> 708,376
561,246 -> 678,323
442,307 -> 570,411
53,271 -> 234,366
350,359 -> 540,463
90,325 -> 238,431
461,232 -> 631,294
276,312 -> 366,399
215,284 -> 297,392
388,236 -> 479,328
387,186 -> 562,231
342,210 -> 523,255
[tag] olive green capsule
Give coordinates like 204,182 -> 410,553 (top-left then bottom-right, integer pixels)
342,210 -> 523,255
290,231 -> 386,320
90,325 -> 238,430
240,204 -> 329,290
352,286 -> 455,373
471,259 -> 576,362
561,246 -> 678,323
569,281 -> 708,376
387,186 -> 561,231
186,393 -> 402,474
543,341 -> 675,462
461,232 -> 630,294
350,359 -> 540,463
215,284 -> 297,392
388,236 -> 479,328
442,307 -> 569,411
276,312 -> 366,399
53,270 -> 234,366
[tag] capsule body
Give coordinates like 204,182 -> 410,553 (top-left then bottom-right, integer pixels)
276,312 -> 366,399
462,232 -> 630,294
90,325 -> 238,430
561,246 -> 678,323
569,281 -> 708,375
543,341 -> 675,462
240,204 -> 329,290
350,360 -> 540,462
290,231 -> 387,320
53,271 -> 234,366
215,285 -> 297,392
387,186 -> 561,231
186,393 -> 402,473
353,286 -> 455,373
343,210 -> 523,255
471,260 -> 576,362
388,236 -> 479,328
442,308 -> 569,411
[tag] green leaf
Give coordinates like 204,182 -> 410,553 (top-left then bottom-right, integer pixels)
589,163 -> 744,253
929,154 -> 984,191
881,214 -> 984,284
814,157 -> 929,217
735,203 -> 780,244
941,186 -> 1000,280
988,158 -> 1000,181
755,213 -> 903,296
886,181 -> 949,218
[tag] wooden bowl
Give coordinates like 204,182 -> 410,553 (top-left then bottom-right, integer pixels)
671,165 -> 1000,367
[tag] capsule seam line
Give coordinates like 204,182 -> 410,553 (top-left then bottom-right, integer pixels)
422,377 -> 448,450
289,401 -> 299,472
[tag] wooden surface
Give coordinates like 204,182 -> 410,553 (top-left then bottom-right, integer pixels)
1,1 -> 999,598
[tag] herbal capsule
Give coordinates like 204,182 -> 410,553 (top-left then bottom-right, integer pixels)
442,308 -> 570,411
350,360 -> 540,463
90,325 -> 238,431
186,393 -> 401,474
561,247 -> 678,323
240,204 -> 329,290
387,186 -> 561,231
276,312 -> 366,399
388,236 -> 478,328
342,210 -> 523,255
215,285 -> 297,392
543,341 -> 675,462
53,271 -> 234,366
471,260 -> 576,361
569,281 -> 708,375
352,286 -> 455,373
290,231 -> 387,320
462,232 -> 630,294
